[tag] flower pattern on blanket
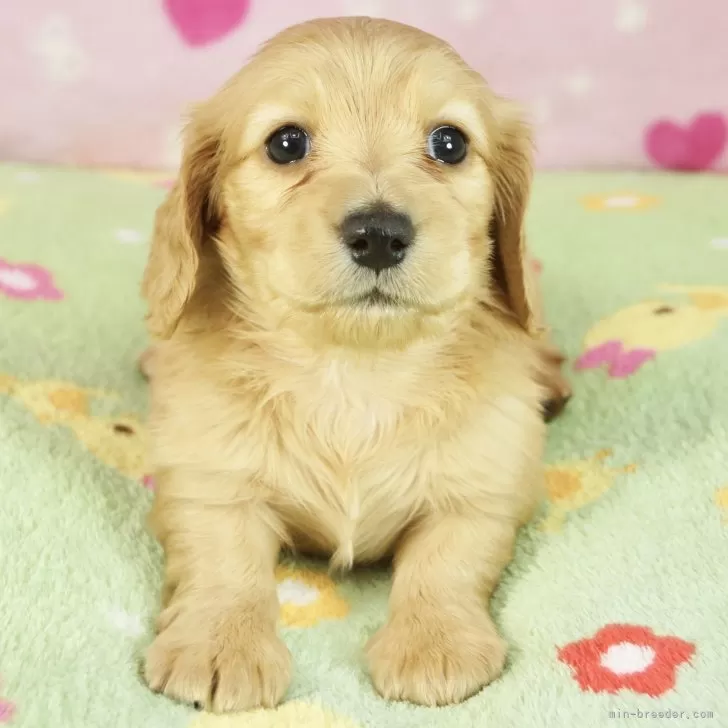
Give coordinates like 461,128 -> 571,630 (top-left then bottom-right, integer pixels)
541,450 -> 636,532
101,168 -> 175,189
276,565 -> 350,627
581,193 -> 660,211
714,486 -> 728,525
0,678 -> 15,724
191,700 -> 361,727
0,258 -> 63,301
558,624 -> 695,696
575,286 -> 728,377
0,374 -> 148,482
1,161 -> 727,727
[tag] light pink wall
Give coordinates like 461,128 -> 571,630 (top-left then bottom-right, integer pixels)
1,0 -> 726,171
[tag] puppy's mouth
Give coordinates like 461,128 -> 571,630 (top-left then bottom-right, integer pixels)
285,280 -> 464,316
278,284 -> 409,314
349,288 -> 401,308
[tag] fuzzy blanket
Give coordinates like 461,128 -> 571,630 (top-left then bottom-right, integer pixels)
0,163 -> 726,727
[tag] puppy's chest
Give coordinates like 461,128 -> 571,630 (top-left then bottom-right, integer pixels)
292,359 -> 406,452
258,359 -> 430,560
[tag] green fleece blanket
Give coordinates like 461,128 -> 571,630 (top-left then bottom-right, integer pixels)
1,163 -> 726,728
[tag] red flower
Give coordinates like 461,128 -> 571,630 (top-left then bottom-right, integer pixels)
558,624 -> 695,697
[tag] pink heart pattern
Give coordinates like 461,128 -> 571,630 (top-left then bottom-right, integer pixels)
164,0 -> 251,47
645,112 -> 727,171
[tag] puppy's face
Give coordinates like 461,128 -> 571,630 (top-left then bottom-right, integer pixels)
144,19 -> 534,347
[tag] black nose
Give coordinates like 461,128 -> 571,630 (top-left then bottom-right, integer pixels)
341,207 -> 414,273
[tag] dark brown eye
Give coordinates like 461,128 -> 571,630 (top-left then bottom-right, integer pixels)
427,126 -> 468,164
113,423 -> 134,435
266,126 -> 311,164
653,306 -> 674,315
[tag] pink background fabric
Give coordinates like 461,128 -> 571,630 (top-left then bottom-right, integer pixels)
1,0 -> 726,171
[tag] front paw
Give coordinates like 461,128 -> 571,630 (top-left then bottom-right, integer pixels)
366,608 -> 506,706
144,604 -> 291,712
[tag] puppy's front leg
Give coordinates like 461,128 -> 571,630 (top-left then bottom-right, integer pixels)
366,512 -> 517,706
144,469 -> 290,713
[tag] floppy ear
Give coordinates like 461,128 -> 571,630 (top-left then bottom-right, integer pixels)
141,119 -> 221,339
487,100 -> 573,418
488,101 -> 541,334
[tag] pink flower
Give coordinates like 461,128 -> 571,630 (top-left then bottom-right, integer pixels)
575,340 -> 656,378
0,259 -> 63,301
558,624 -> 695,697
0,698 -> 14,723
0,678 -> 14,724
141,474 -> 156,491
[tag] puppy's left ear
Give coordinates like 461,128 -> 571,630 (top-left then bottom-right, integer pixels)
487,100 -> 573,418
487,100 -> 541,335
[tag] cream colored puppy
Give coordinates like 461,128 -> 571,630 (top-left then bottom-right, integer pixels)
141,17 -> 568,713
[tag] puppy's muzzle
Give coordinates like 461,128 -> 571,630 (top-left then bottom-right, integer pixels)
341,206 -> 414,274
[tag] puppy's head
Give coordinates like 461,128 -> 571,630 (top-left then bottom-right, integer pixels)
143,18 -> 536,348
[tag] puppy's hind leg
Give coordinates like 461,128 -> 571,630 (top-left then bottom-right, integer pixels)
538,342 -> 572,422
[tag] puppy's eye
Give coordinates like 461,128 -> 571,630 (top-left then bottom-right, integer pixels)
427,126 -> 467,164
266,126 -> 311,164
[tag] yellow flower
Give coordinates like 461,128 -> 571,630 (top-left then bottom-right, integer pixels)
541,450 -> 636,532
715,486 -> 728,524
276,565 -> 349,627
581,193 -> 660,211
101,168 -> 174,187
191,701 -> 361,728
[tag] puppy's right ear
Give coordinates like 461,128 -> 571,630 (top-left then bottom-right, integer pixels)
142,118 -> 221,339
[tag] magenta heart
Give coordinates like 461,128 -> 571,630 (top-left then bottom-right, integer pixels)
645,112 -> 727,171
164,0 -> 250,47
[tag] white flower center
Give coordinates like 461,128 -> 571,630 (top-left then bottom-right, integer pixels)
604,195 -> 641,208
0,268 -> 37,291
115,228 -> 144,244
600,642 -> 656,674
277,579 -> 319,606
107,607 -> 144,637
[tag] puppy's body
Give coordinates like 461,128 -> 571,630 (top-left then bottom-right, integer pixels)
142,17 -> 561,713
149,304 -> 543,566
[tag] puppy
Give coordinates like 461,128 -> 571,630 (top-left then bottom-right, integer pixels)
141,17 -> 569,712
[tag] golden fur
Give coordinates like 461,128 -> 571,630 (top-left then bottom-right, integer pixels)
141,17 -> 567,712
